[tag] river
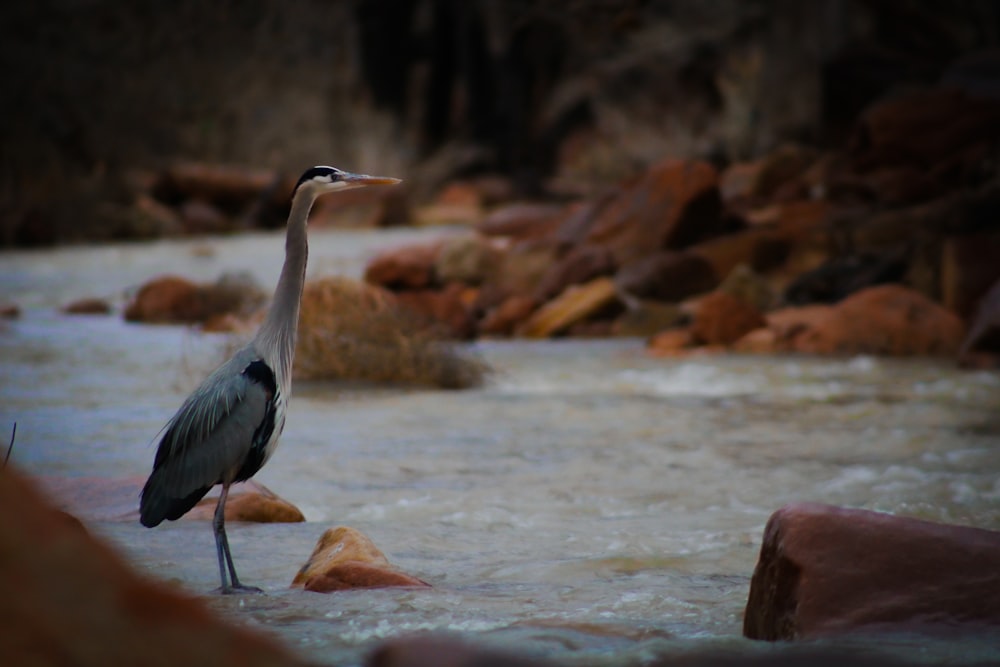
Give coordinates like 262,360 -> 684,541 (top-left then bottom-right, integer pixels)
1,229 -> 999,666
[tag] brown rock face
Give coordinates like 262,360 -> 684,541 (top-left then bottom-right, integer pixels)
615,251 -> 718,303
0,467 -> 312,667
793,284 -> 965,356
364,242 -> 442,290
691,291 -> 767,346
292,526 -> 429,593
744,503 -> 1000,640
586,159 -> 725,263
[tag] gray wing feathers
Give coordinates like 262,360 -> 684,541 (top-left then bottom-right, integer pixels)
141,351 -> 271,526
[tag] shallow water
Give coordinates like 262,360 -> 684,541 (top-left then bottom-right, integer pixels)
2,231 -> 1000,666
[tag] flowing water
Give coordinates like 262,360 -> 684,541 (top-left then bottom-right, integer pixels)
2,230 -> 1000,666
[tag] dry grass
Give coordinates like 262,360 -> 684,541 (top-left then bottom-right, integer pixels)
292,277 -> 489,389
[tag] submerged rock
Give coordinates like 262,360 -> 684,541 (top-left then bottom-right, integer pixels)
292,526 -> 429,593
187,480 -> 305,523
62,297 -> 113,315
744,502 -> 1000,640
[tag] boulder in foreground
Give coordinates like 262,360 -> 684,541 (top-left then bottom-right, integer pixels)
744,502 -> 1000,640
292,526 -> 430,593
0,467 -> 312,667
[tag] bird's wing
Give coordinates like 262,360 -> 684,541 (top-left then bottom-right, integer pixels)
148,355 -> 276,501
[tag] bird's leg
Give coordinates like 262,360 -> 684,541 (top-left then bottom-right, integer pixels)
212,482 -> 262,595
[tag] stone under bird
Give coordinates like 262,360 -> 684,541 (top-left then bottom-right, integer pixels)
139,165 -> 401,593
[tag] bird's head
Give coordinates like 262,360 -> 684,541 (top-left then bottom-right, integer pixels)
294,166 -> 401,196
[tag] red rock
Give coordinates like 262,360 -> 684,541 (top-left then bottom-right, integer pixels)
793,285 -> 965,357
157,162 -> 278,203
852,87 -> 1000,170
124,273 -> 265,325
941,233 -> 1000,320
959,277 -> 1000,367
690,291 -> 766,346
364,242 -> 443,290
688,228 -> 791,280
723,144 -> 818,204
1,467 -> 311,667
124,275 -> 201,323
744,502 -> 1000,640
585,159 -> 725,262
394,282 -> 476,339
534,244 -> 616,301
647,327 -> 695,356
474,202 -> 565,241
477,242 -> 559,310
435,181 -> 483,208
732,327 -> 778,354
614,251 -> 717,302
764,305 -> 835,351
368,636 -> 555,667
478,295 -> 538,337
292,526 -> 429,593
186,480 -> 305,523
1,302 -> 21,318
62,297 -> 113,315
517,277 -> 618,338
178,198 -> 230,234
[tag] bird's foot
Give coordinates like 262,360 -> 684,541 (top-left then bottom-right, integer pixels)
214,584 -> 265,595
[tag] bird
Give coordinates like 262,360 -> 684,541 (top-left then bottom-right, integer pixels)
139,165 -> 401,594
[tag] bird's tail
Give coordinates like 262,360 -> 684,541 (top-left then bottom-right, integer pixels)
139,470 -> 212,527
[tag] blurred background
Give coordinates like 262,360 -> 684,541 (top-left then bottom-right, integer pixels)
5,0 -> 1000,246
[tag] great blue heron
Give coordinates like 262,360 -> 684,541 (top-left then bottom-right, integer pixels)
139,166 -> 401,594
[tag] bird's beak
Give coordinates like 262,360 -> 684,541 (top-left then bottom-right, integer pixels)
340,173 -> 402,187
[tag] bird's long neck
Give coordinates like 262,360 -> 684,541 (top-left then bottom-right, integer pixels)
254,186 -> 315,390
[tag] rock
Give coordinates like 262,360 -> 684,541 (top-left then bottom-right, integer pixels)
186,480 -> 305,523
732,327 -> 778,354
959,277 -> 1000,368
688,228 -> 792,280
763,305 -> 835,352
0,302 -> 20,318
941,233 -> 1000,320
124,275 -> 201,323
155,162 -> 279,205
0,467 -> 312,667
717,264 -> 775,313
434,235 -> 502,286
612,299 -> 683,337
394,283 -> 477,339
412,203 -> 483,227
308,185 -> 408,228
364,242 -> 442,290
691,291 -> 767,346
585,159 -> 726,263
647,327 -> 695,356
782,249 -> 909,306
793,284 -> 965,357
478,295 -> 538,337
133,193 -> 182,236
368,636 -> 556,667
62,297 -> 113,315
722,144 -> 819,203
474,202 -> 565,241
517,277 -> 619,338
744,502 -> 1000,640
178,198 -> 230,234
851,87 -> 1000,171
615,251 -> 718,302
124,273 -> 265,325
477,243 -> 559,310
534,244 -> 616,301
292,526 -> 429,593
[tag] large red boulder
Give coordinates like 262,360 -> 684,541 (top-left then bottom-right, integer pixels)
0,467 -> 311,667
690,291 -> 766,346
585,159 -> 725,263
744,503 -> 1000,640
793,284 -> 965,356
